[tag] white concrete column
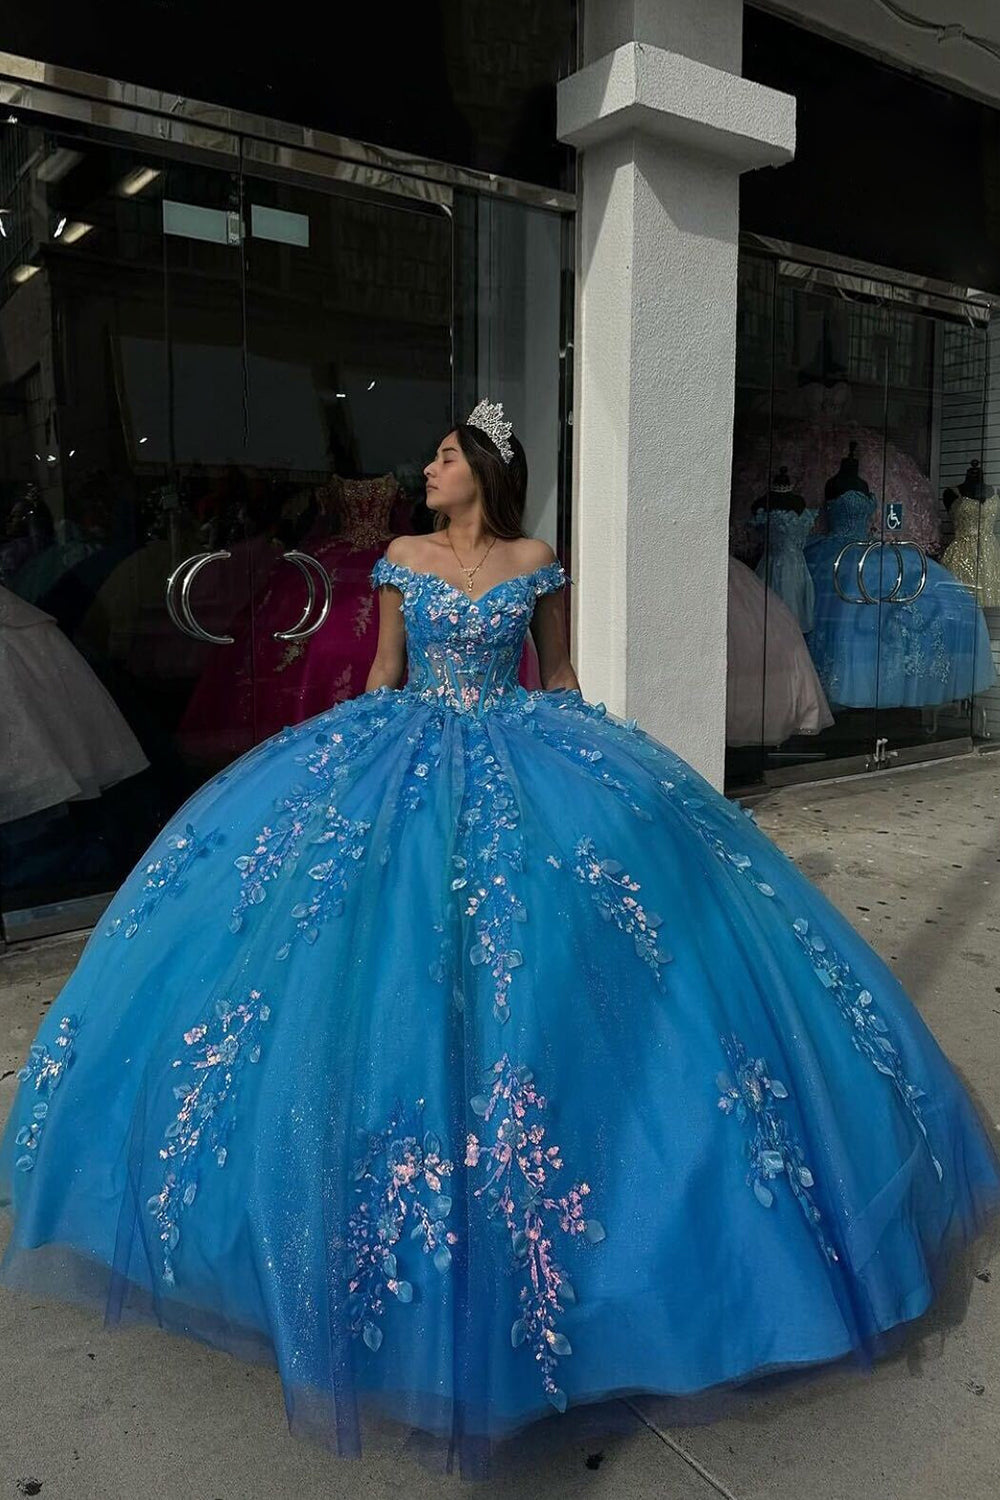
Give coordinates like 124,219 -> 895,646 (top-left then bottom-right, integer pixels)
558,0 -> 795,788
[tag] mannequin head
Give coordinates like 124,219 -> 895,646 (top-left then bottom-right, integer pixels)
753,464 -> 806,516
958,459 -> 990,502
824,441 -> 873,500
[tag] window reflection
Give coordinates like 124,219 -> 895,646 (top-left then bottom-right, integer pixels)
727,252 -> 998,791
0,118 -> 570,931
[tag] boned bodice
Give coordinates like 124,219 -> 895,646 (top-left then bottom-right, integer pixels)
370,557 -> 571,717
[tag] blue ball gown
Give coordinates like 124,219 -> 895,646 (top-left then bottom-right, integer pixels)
803,490 -> 996,708
1,553 -> 998,1479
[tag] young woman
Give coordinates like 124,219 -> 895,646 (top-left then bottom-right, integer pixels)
2,399 -> 998,1481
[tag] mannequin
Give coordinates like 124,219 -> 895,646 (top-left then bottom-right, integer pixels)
753,465 -> 806,516
179,470 -> 546,763
824,440 -> 873,501
751,466 -> 818,632
731,420 -> 942,562
178,471 -> 414,760
941,460 -> 1000,607
802,446 -> 995,708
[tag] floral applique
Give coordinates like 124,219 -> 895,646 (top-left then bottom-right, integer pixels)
717,1034 -> 838,1264
454,731 -> 529,1024
370,557 -> 572,718
345,1098 -> 456,1352
147,989 -> 271,1285
885,602 -> 951,686
230,723 -> 371,919
208,691 -> 380,790
382,717 -> 445,863
12,1015 -> 79,1172
274,639 -> 306,674
789,916 -> 942,1179
106,825 -> 223,938
658,764 -> 942,1182
514,719 -> 654,819
277,804 -> 372,959
569,835 -> 671,981
466,1055 -> 605,1414
229,714 -> 388,954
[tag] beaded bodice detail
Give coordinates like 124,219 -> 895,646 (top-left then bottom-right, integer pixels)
942,492 -> 1000,605
824,490 -> 877,540
370,557 -> 571,717
753,508 -> 818,552
950,491 -> 999,538
317,474 -> 400,550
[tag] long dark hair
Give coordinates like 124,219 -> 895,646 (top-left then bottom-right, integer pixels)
432,423 -> 528,540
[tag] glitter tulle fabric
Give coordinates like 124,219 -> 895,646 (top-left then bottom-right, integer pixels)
1,553 -> 998,1479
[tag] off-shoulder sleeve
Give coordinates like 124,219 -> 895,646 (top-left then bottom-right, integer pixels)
370,556 -> 407,592
534,559 -> 572,598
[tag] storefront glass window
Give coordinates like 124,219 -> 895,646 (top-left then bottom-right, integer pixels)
727,250 -> 997,792
0,114 -> 572,936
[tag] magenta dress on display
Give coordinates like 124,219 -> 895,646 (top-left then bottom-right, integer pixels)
179,477 -> 543,761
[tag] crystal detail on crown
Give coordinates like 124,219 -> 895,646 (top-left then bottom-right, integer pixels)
466,398 -> 514,466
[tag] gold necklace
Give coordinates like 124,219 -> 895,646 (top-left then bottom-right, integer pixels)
446,529 -> 497,594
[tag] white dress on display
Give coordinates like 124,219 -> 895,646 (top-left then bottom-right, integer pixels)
728,557 -> 835,747
0,585 -> 149,825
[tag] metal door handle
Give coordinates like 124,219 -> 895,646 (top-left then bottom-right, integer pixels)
165,550 -> 235,644
889,540 -> 927,604
833,539 -> 928,605
857,541 -> 900,605
273,550 -> 333,641
833,541 -> 866,603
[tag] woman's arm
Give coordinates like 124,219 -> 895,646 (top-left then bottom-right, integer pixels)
530,583 -> 580,693
365,542 -> 409,691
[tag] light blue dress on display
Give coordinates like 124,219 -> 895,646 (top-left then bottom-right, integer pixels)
754,508 -> 819,633
1,554 -> 998,1478
803,490 -> 996,709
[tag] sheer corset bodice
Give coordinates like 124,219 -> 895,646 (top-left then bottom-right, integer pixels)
370,557 -> 571,717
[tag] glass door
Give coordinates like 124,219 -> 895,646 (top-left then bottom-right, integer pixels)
219,171 -> 454,751
0,112 -> 574,937
874,314 -> 994,766
726,248 -> 995,793
728,255 -> 880,786
0,118 -> 259,934
0,122 -> 460,932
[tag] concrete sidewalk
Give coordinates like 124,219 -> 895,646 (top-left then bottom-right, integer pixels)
1,753 -> 998,1499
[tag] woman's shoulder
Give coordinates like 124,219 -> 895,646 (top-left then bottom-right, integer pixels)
383,535 -> 417,569
519,537 -> 558,570
382,534 -> 555,570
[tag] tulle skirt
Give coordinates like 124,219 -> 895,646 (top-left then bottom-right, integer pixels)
1,596 -> 148,825
728,559 -> 833,745
803,541 -> 996,709
2,684 -> 998,1478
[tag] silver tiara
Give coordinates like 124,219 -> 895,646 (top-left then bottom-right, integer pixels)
465,398 -> 514,465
